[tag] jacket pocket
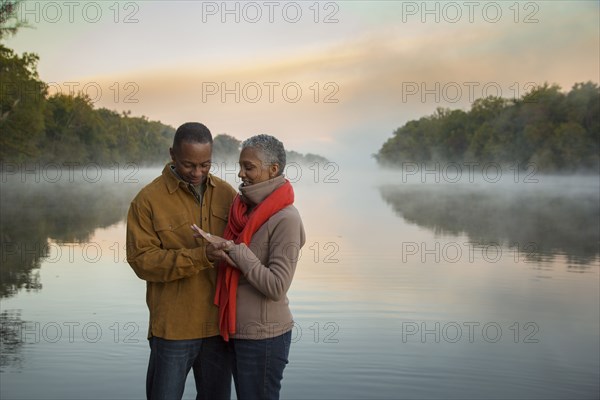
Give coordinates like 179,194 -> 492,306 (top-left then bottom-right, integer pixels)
211,206 -> 229,222
153,213 -> 189,249
210,206 -> 229,235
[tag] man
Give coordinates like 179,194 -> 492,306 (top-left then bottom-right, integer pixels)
126,122 -> 237,400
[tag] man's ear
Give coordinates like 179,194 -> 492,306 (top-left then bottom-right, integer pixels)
169,147 -> 175,161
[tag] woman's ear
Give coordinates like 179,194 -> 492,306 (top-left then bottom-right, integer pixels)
269,163 -> 280,178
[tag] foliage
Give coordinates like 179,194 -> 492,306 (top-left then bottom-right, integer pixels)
212,134 -> 241,163
375,83 -> 600,172
0,44 -> 46,160
0,41 -> 176,165
0,0 -> 30,40
0,30 -> 326,165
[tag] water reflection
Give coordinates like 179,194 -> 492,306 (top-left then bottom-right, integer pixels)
379,182 -> 600,266
0,176 -> 143,298
0,310 -> 25,372
1,169 -> 598,399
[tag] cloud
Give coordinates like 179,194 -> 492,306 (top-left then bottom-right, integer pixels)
67,4 -> 598,161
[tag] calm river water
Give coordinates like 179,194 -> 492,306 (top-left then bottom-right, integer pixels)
1,162 -> 599,399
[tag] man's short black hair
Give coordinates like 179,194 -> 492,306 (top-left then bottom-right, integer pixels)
173,122 -> 213,150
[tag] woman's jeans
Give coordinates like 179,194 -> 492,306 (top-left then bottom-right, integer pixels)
230,331 -> 292,400
146,335 -> 232,400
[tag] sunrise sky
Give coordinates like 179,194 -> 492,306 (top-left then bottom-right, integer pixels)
4,0 -> 599,164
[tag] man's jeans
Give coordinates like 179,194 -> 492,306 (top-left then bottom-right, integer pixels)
230,331 -> 292,400
146,336 -> 232,400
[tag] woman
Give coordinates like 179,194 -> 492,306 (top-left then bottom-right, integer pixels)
205,134 -> 306,400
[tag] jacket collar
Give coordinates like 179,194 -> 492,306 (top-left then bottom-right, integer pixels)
162,163 -> 216,194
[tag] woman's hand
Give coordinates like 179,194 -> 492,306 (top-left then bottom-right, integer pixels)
206,242 -> 238,267
191,224 -> 229,244
192,224 -> 237,267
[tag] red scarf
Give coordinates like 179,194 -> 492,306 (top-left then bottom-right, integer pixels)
214,180 -> 294,341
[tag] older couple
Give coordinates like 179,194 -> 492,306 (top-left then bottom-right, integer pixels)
126,122 -> 305,400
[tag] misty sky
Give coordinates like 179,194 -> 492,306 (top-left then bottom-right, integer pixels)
4,0 -> 599,164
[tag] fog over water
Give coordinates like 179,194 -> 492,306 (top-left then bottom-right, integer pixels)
379,179 -> 599,265
1,163 -> 598,399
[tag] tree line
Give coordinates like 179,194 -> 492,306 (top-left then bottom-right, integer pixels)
0,9 -> 326,167
0,43 -> 326,166
375,82 -> 599,172
0,2 -> 168,165
0,42 -> 174,165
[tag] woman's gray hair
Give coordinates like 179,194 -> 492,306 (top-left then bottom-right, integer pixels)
241,134 -> 286,175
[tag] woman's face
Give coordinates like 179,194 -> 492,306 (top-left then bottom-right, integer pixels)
238,147 -> 279,186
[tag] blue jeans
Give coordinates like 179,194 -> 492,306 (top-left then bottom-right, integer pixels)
230,331 -> 292,400
146,336 -> 232,400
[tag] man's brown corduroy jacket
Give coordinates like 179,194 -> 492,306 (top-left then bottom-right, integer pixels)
126,163 -> 236,339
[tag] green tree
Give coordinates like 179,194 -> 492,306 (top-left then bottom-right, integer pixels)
566,82 -> 600,160
213,134 -> 241,162
0,44 -> 46,161
40,94 -> 101,163
376,82 -> 599,172
0,12 -> 323,167
0,0 -> 29,40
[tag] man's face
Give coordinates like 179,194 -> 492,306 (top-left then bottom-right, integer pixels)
169,141 -> 212,186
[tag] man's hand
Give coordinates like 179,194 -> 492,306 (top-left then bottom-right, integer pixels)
206,241 -> 238,267
193,225 -> 237,266
191,224 -> 230,244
